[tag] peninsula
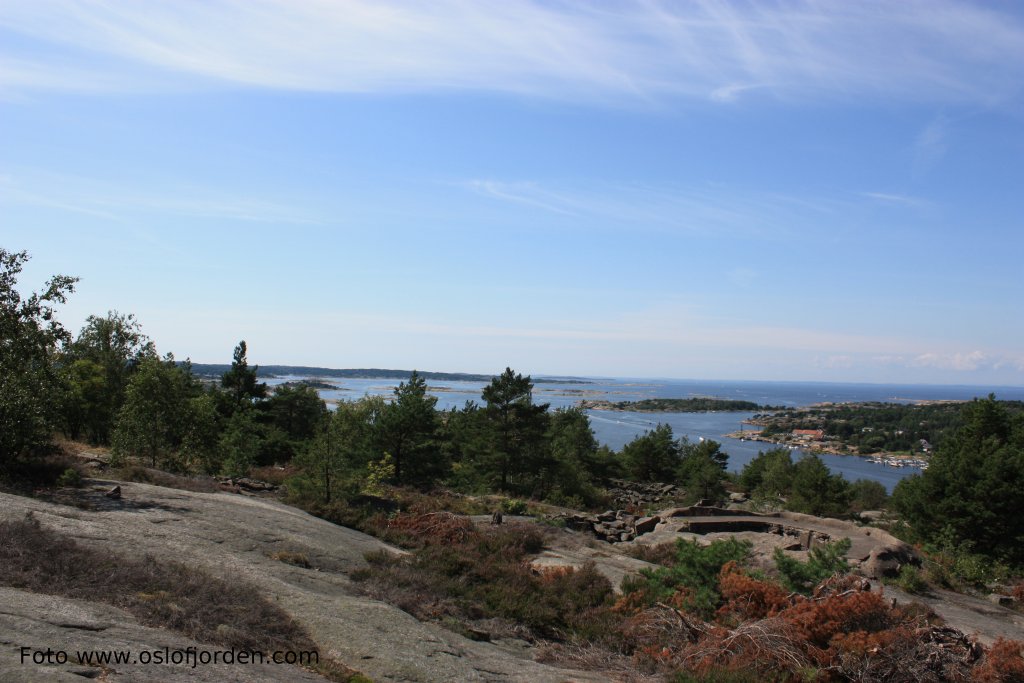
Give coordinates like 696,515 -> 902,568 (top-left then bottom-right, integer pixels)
579,397 -> 785,412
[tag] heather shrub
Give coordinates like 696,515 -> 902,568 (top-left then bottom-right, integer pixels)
620,538 -> 752,619
353,516 -> 615,641
0,515 -> 312,653
972,639 -> 1024,683
717,562 -> 791,622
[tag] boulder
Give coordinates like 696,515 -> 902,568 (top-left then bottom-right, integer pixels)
633,515 -> 660,535
988,594 -> 1015,607
860,544 -> 916,579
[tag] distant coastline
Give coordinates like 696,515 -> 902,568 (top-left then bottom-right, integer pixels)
579,397 -> 785,412
186,364 -> 592,384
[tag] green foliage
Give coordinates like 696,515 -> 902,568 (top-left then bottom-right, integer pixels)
893,395 -> 1024,565
220,340 -> 267,412
501,498 -> 528,515
893,564 -> 927,594
292,398 -> 378,503
623,423 -> 679,482
59,359 -> 107,443
772,537 -> 851,594
65,311 -> 154,444
375,370 -> 444,486
741,449 -> 851,517
758,400 -> 999,454
363,453 -> 395,495
260,383 -> 327,459
479,368 -> 550,493
678,438 -> 729,501
919,527 -> 1011,589
786,454 -> 850,518
849,478 -> 889,512
538,406 -> 604,505
56,467 -> 83,488
739,448 -> 793,495
217,408 -> 261,477
621,537 -> 752,619
599,397 -> 779,412
111,355 -> 202,470
180,393 -> 222,473
0,249 -> 77,466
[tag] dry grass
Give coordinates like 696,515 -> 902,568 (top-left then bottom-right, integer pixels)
0,514 -> 312,653
352,516 -> 618,643
113,464 -> 220,493
271,550 -> 312,569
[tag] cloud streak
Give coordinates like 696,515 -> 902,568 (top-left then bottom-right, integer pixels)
463,178 -> 845,237
2,1 -> 1022,105
0,170 -> 323,225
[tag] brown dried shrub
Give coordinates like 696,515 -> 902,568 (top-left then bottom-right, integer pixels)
973,639 -> 1024,683
716,561 -> 791,622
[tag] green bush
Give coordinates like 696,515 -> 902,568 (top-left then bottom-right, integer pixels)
773,538 -> 851,594
894,564 -> 927,594
501,498 -> 528,515
56,467 -> 83,487
621,538 -> 752,619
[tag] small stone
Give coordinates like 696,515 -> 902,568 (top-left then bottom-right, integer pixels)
988,594 -> 1015,607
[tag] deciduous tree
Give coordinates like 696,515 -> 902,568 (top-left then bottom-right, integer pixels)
66,311 -> 154,443
111,355 -> 198,469
0,249 -> 77,465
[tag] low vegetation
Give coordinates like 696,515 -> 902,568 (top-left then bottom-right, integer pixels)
4,247 -> 1024,679
354,522 -> 1019,681
0,514 -> 312,653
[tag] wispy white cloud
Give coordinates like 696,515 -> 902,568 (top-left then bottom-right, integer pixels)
462,178 -> 844,237
862,192 -> 930,209
464,180 -> 579,216
0,170 -> 323,225
914,115 -> 950,174
1,1 -> 1022,105
911,350 -> 988,372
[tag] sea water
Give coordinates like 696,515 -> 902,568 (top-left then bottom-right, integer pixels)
267,375 -> 1024,491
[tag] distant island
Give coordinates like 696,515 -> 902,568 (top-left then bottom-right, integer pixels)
579,397 -> 785,412
274,378 -> 341,390
186,364 -> 591,384
735,399 -> 1024,456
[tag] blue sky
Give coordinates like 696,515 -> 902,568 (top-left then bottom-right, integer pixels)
2,1 -> 1023,385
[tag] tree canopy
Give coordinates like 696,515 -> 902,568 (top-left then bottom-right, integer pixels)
893,395 -> 1024,564
480,367 -> 549,492
0,249 -> 77,464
